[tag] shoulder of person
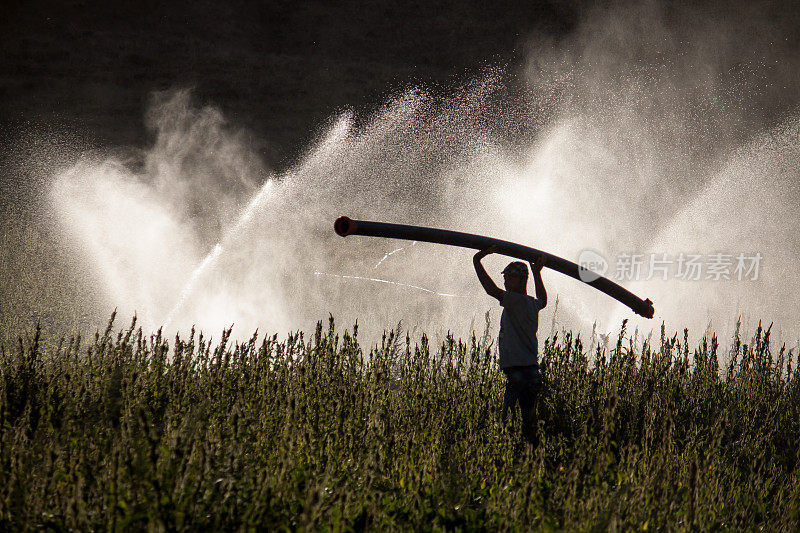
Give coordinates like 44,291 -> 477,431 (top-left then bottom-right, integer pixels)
514,293 -> 542,311
527,295 -> 544,310
501,291 -> 538,308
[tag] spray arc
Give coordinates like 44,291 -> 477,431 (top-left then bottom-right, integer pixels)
334,216 -> 655,319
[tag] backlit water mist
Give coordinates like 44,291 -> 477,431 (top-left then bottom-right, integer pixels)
48,5 -> 800,349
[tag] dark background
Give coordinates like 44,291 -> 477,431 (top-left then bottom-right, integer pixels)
0,0 -> 579,337
1,0 -> 576,172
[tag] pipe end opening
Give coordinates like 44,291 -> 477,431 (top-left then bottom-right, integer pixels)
334,216 -> 356,237
637,298 -> 655,319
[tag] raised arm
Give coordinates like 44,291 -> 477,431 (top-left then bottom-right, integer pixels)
530,254 -> 547,308
473,247 -> 504,302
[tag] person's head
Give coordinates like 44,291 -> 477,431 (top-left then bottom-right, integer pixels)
502,261 -> 528,293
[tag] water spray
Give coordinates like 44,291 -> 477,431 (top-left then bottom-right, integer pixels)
314,271 -> 463,297
334,216 -> 655,318
163,179 -> 275,328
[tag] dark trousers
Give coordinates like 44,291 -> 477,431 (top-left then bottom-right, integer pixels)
502,364 -> 542,442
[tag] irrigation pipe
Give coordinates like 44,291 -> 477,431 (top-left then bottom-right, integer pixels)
334,216 -> 654,318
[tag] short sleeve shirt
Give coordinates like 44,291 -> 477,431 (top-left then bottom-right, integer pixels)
499,291 -> 542,369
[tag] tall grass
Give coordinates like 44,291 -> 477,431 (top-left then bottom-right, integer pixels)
1,313 -> 799,530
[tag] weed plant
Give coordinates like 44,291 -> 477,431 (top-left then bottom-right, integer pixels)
1,313 -> 798,530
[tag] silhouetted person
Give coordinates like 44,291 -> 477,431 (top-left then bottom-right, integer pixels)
473,246 -> 547,444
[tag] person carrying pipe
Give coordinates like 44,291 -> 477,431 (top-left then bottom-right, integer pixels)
473,245 -> 546,444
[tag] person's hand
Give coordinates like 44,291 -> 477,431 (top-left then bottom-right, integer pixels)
474,245 -> 500,260
532,254 -> 546,271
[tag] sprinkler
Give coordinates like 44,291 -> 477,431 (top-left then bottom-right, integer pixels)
334,216 -> 655,318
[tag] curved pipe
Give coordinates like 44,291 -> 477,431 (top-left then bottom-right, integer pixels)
334,216 -> 654,319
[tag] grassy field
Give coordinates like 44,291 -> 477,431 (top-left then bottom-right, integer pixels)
1,314 -> 798,530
